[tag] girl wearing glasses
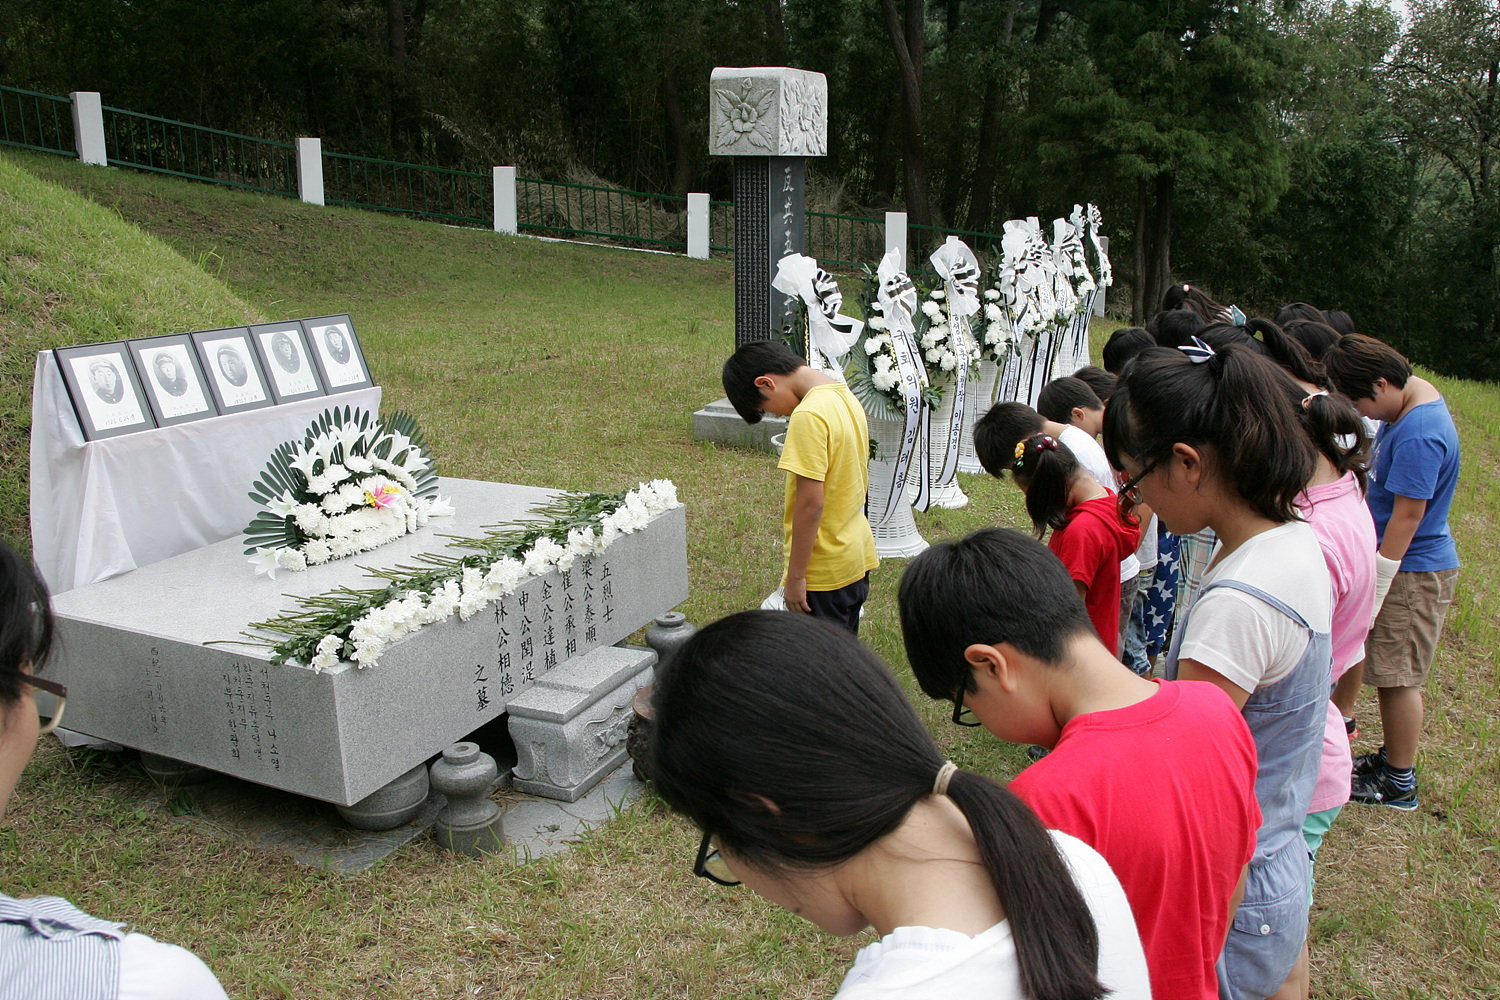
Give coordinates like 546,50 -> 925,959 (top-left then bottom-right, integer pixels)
1104,341 -> 1331,1000
649,610 -> 1150,1000
0,542 -> 229,1000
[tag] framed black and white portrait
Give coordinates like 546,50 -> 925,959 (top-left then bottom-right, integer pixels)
249,321 -> 326,403
301,314 -> 373,393
127,334 -> 218,425
54,343 -> 157,440
190,327 -> 274,414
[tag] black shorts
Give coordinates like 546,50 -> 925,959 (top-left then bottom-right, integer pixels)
806,573 -> 871,636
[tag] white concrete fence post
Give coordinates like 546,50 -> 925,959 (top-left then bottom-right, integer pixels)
69,92 -> 107,166
686,192 -> 710,259
296,138 -> 324,206
1093,236 -> 1109,316
885,211 -> 908,270
493,166 -> 518,234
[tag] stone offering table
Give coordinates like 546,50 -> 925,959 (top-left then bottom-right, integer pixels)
47,477 -> 688,810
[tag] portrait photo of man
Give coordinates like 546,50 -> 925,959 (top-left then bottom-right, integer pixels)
323,325 -> 351,365
89,360 -> 124,404
271,331 -> 301,373
152,352 -> 188,397
217,346 -> 249,387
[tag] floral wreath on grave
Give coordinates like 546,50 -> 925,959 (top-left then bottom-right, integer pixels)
916,277 -> 979,388
845,264 -> 938,420
240,480 -> 680,671
241,406 -> 453,578
972,265 -> 1018,366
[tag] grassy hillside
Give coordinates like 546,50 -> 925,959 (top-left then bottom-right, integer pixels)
0,155 -> 261,551
4,148 -> 1499,998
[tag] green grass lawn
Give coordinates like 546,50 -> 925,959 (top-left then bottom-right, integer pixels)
3,148 -> 1499,997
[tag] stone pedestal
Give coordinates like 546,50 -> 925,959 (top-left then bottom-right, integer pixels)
430,743 -> 506,856
45,477 -> 689,808
692,398 -> 787,454
868,415 -> 928,559
507,644 -> 656,802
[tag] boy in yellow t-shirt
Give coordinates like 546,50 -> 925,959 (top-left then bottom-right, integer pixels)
723,341 -> 879,634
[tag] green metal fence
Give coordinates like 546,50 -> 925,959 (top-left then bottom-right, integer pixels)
0,84 -> 74,156
516,176 -> 691,250
806,210 -> 886,271
909,221 -> 1005,266
709,199 -> 733,255
324,153 -> 490,225
102,106 -> 297,197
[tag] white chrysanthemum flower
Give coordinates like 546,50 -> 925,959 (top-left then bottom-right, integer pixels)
871,369 -> 899,392
940,352 -> 957,372
276,548 -> 307,572
345,455 -> 374,474
984,288 -> 1000,301
985,303 -> 1003,322
310,634 -> 344,673
867,315 -> 887,331
873,354 -> 894,372
921,301 -> 942,319
930,289 -> 945,301
925,348 -> 942,363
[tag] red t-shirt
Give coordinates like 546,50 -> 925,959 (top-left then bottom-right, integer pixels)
1049,495 -> 1140,655
1009,680 -> 1261,1000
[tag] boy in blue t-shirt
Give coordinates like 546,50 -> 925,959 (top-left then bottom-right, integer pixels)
1325,334 -> 1461,810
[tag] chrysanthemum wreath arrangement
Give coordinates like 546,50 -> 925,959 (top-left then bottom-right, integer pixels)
244,480 -> 680,671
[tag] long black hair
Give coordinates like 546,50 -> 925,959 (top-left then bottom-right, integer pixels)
1013,433 -> 1086,538
1159,283 -> 1233,324
650,611 -> 1105,1000
0,542 -> 54,709
1103,344 -> 1316,524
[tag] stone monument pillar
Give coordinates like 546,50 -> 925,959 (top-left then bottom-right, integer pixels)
692,67 -> 829,451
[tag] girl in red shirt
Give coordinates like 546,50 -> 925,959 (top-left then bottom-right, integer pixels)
1012,433 -> 1141,655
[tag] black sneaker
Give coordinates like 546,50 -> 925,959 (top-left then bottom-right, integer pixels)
1352,747 -> 1386,778
1344,716 -> 1358,740
1350,768 -> 1418,811
1026,745 -> 1050,762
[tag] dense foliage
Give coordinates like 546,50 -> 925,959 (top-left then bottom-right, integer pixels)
2,0 -> 1495,378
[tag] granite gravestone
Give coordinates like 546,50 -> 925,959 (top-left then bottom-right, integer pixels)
46,478 -> 688,816
693,66 -> 828,452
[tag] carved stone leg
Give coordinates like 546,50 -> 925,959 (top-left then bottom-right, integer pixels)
506,645 -> 655,802
429,744 -> 505,856
139,751 -> 216,787
334,761 -> 430,831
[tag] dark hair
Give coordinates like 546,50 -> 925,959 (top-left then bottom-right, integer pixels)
1197,318 -> 1325,388
1322,333 -> 1412,400
1101,327 -> 1155,374
1014,433 -> 1085,537
0,542 -> 54,710
1037,377 -> 1102,425
1159,284 -> 1231,324
1146,308 -> 1206,348
1298,387 -> 1371,492
1323,310 -> 1356,336
973,402 -> 1044,479
651,611 -> 1105,1000
1103,345 -> 1315,523
900,529 -> 1097,697
1283,320 -> 1341,360
1275,302 -> 1327,327
1071,365 -> 1118,403
722,340 -> 804,424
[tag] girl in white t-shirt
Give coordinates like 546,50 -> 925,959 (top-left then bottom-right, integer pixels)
649,611 -> 1150,1000
1105,336 -> 1332,1000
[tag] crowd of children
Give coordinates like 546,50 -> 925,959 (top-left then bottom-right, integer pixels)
694,291 -> 1462,999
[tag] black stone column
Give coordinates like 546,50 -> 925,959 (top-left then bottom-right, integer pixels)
733,156 -> 806,346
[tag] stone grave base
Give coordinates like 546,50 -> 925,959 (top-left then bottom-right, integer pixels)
692,398 -> 786,453
97,750 -> 645,873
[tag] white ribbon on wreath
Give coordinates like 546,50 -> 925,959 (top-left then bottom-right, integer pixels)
927,236 -> 981,494
873,246 -> 928,525
772,253 -> 863,377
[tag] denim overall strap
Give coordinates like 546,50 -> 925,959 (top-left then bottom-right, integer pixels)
1166,578 -> 1333,1000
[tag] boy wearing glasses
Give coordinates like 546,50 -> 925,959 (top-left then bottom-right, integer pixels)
899,528 -> 1259,1000
722,341 -> 878,634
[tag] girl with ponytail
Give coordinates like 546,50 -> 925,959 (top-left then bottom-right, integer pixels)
649,610 -> 1150,1000
1104,342 -> 1332,1000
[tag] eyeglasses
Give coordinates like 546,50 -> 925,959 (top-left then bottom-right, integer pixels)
24,674 -> 68,736
694,830 -> 741,886
1116,458 -> 1159,515
951,686 -> 983,728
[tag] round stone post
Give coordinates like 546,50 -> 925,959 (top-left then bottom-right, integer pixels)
430,742 -> 505,857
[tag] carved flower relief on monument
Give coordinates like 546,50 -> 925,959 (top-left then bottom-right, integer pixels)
779,77 -> 826,156
714,77 -> 776,153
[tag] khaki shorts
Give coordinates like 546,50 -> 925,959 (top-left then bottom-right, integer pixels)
1365,568 -> 1459,688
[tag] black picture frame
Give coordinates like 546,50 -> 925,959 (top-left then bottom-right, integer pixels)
53,343 -> 157,440
127,333 -> 219,426
301,314 -> 373,394
249,322 -> 327,403
190,327 -> 274,414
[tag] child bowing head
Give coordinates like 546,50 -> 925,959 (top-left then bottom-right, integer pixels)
648,609 -> 1150,1000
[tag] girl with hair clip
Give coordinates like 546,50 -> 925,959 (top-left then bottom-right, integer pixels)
1159,283 -> 1241,325
1104,341 -> 1331,1000
1012,434 -> 1140,658
649,610 -> 1151,1000
0,542 -> 229,1000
